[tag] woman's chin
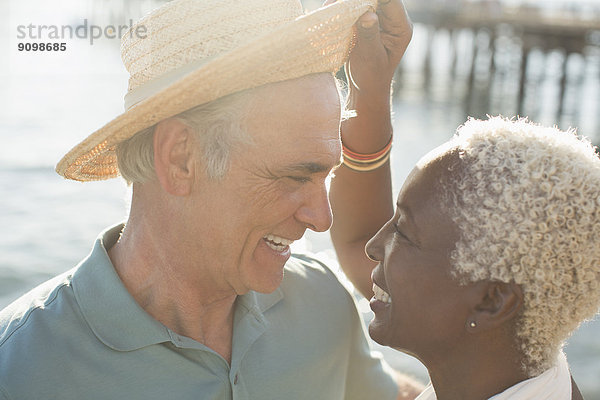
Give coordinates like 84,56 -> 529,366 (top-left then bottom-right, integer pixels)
368,319 -> 389,346
369,320 -> 415,357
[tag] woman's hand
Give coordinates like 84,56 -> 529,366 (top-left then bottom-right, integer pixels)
346,0 -> 413,102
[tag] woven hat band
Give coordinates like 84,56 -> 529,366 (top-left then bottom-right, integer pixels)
123,54 -> 218,110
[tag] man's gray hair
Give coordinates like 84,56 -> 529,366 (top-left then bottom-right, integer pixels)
116,90 -> 253,184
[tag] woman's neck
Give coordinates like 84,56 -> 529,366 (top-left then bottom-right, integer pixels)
425,341 -> 529,400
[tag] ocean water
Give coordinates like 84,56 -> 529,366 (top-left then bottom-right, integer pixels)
2,0 -> 600,397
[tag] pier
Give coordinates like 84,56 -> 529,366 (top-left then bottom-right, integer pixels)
396,0 -> 600,137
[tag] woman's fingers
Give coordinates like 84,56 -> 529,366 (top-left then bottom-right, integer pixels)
377,0 -> 412,35
355,12 -> 382,48
376,0 -> 413,65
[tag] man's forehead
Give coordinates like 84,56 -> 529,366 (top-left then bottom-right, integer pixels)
249,74 -> 340,111
237,73 -> 342,175
244,77 -> 341,142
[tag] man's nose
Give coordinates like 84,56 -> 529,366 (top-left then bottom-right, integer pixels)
295,182 -> 333,233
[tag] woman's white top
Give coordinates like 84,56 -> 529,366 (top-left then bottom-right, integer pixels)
415,352 -> 572,400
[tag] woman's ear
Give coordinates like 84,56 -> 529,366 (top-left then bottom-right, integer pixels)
153,118 -> 197,196
466,281 -> 523,332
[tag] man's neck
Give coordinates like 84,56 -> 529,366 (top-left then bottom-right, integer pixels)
107,217 -> 238,364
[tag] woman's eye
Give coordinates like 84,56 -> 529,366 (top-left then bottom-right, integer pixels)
393,223 -> 410,242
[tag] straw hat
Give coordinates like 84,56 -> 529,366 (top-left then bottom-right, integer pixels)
56,0 -> 377,181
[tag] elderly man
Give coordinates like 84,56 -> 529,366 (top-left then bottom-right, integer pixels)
0,0 -> 420,399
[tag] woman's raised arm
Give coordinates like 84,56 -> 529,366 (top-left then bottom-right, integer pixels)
330,0 -> 412,298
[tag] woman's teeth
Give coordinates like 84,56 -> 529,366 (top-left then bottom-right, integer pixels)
373,283 -> 392,304
263,234 -> 293,252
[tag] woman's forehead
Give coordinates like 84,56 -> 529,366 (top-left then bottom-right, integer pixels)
416,140 -> 460,170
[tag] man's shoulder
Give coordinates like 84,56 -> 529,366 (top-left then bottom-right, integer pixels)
285,253 -> 346,286
0,268 -> 91,396
281,253 -> 355,308
0,268 -> 77,350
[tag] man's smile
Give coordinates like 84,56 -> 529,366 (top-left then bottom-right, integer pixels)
262,234 -> 294,252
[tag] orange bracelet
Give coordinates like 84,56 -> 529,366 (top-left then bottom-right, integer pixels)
342,134 -> 393,161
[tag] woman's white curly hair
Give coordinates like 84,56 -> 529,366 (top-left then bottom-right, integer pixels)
441,116 -> 600,377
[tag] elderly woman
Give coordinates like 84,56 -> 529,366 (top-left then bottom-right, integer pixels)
332,116 -> 599,399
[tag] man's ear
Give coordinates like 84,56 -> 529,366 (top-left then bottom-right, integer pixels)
466,281 -> 523,332
153,118 -> 197,196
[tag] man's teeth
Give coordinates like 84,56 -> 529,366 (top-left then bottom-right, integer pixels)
373,283 -> 392,304
263,234 -> 293,252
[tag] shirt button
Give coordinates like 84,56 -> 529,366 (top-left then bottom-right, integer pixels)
234,374 -> 239,385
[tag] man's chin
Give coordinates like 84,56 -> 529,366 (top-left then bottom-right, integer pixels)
246,240 -> 290,293
251,271 -> 285,294
240,260 -> 286,294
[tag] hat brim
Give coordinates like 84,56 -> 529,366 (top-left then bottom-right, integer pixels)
56,0 -> 375,181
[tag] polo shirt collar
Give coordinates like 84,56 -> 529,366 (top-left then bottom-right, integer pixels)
72,223 -> 172,351
231,288 -> 283,374
72,223 -> 285,352
239,287 -> 283,317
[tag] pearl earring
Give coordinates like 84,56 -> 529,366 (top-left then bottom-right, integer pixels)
469,321 -> 477,328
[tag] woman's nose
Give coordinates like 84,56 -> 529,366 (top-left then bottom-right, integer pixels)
365,223 -> 387,262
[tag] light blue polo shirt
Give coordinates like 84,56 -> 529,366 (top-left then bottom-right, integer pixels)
0,224 -> 398,400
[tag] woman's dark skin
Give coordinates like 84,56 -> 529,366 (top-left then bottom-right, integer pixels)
330,1 -> 586,397
367,151 -> 527,399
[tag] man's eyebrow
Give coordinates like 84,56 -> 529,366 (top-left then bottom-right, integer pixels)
279,162 -> 335,174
